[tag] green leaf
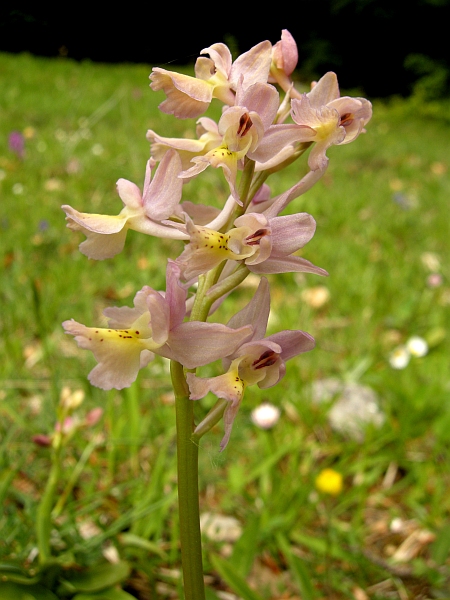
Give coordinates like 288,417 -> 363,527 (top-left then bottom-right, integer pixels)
0,562 -> 41,585
0,581 -> 59,600
228,513 -> 261,577
210,554 -> 264,600
118,533 -> 168,559
291,531 -> 353,562
276,534 -> 317,600
431,524 -> 450,564
205,587 -> 222,600
58,561 -> 130,594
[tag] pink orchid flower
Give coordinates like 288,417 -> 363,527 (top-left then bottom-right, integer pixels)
151,81 -> 279,205
150,41 -> 272,119
62,150 -> 187,260
187,278 -> 315,449
176,210 -> 327,281
63,261 -> 253,390
252,71 -> 372,172
147,117 -> 223,170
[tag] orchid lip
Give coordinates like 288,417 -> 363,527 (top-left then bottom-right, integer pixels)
252,349 -> 278,369
245,228 -> 269,245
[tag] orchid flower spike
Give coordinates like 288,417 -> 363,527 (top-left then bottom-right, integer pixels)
63,261 -> 253,390
187,278 -> 315,449
62,150 -> 188,259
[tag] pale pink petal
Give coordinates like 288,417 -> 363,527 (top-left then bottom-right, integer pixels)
230,41 -> 272,89
264,168 -> 327,218
143,150 -> 183,221
146,291 -> 171,345
277,30 -> 298,76
62,320 -> 153,390
146,129 -> 212,155
62,205 -> 128,234
116,179 -> 143,210
249,255 -> 328,276
269,213 -> 316,254
164,260 -> 186,329
150,68 -> 212,119
265,330 -> 315,361
74,225 -> 128,260
226,277 -> 270,341
160,322 -> 253,368
235,82 -> 279,130
199,43 -> 232,79
249,123 -> 315,164
307,72 -> 340,106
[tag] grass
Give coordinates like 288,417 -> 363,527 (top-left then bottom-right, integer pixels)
1,51 -> 450,599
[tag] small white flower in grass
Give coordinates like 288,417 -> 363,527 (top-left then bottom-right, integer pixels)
406,336 -> 428,357
91,143 -> 104,156
12,183 -> 24,195
421,252 -> 441,272
251,401 -> 281,429
389,346 -> 410,369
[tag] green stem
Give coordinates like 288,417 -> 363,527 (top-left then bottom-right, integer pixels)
36,446 -> 62,564
171,360 -> 206,600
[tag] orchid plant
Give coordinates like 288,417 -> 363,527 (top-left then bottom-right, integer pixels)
62,30 -> 372,599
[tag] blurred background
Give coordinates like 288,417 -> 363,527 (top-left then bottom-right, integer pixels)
1,3 -> 450,598
1,0 -> 450,99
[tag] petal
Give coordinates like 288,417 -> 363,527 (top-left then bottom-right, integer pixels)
230,41 -> 272,89
249,255 -> 328,276
279,29 -> 298,76
143,149 -> 183,221
250,123 -> 315,164
62,319 -> 153,390
307,72 -> 340,107
187,363 -> 244,404
265,330 -> 315,361
199,43 -> 232,79
147,129 -> 211,156
150,68 -> 212,119
235,82 -> 280,130
116,179 -> 143,210
103,286 -> 153,330
187,361 -> 245,450
226,277 -> 270,341
161,322 -> 253,368
62,205 -> 131,259
203,194 -> 237,230
164,260 -> 187,328
269,213 -> 316,255
263,168 -> 327,219
62,205 -> 128,234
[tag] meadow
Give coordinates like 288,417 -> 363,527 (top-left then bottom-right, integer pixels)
0,51 -> 449,600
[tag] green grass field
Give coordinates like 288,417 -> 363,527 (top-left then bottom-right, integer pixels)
1,51 -> 449,599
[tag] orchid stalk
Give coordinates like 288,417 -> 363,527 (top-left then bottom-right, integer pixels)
62,29 -> 371,598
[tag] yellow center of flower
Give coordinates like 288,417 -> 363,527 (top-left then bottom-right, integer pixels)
190,226 -> 255,261
224,359 -> 246,401
313,106 -> 341,141
87,311 -> 161,352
